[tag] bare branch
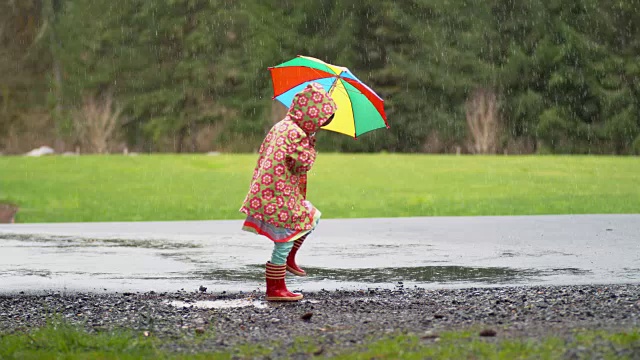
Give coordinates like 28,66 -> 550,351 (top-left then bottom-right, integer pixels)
72,92 -> 122,154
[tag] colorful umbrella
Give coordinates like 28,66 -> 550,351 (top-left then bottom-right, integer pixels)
268,56 -> 389,138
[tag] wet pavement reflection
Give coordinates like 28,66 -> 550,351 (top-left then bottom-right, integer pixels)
0,215 -> 638,294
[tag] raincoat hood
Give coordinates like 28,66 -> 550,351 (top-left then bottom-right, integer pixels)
286,83 -> 336,134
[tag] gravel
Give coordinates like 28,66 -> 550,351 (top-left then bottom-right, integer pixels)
1,284 -> 639,357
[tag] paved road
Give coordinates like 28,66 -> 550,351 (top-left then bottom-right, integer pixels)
0,215 -> 638,294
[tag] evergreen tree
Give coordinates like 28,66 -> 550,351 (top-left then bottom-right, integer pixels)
3,0 -> 639,154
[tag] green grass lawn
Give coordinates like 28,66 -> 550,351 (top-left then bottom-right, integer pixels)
0,154 -> 638,223
1,322 -> 638,359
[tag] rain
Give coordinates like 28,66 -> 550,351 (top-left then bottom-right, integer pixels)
0,0 -> 639,358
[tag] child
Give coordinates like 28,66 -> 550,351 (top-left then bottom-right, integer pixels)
240,82 -> 336,301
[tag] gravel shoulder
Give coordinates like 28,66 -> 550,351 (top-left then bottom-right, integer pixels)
2,284 -> 639,357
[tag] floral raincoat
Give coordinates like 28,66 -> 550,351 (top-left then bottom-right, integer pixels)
240,83 -> 336,231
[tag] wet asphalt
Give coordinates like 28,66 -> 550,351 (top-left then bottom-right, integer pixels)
0,214 -> 638,294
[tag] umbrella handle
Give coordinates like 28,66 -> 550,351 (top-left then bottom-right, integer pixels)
328,77 -> 339,94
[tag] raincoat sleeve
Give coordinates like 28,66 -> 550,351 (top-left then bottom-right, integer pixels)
286,135 -> 316,175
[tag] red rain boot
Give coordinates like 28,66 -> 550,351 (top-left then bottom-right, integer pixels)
265,262 -> 303,302
286,237 -> 307,276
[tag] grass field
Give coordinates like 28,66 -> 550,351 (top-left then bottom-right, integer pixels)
1,322 -> 638,359
0,154 -> 638,223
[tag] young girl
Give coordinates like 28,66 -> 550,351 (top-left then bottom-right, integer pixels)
240,83 -> 336,302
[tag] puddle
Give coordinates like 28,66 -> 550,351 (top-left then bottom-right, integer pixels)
79,266 -> 594,285
2,269 -> 53,277
0,233 -> 201,249
546,268 -> 591,275
188,268 -> 264,281
244,265 -> 554,285
166,298 -> 320,309
167,299 -> 268,309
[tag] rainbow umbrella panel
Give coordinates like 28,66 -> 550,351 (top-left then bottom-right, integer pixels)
268,56 -> 389,138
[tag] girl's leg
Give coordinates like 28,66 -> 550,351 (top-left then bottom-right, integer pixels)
266,241 -> 302,301
286,234 -> 309,276
287,201 -> 321,276
271,241 -> 295,265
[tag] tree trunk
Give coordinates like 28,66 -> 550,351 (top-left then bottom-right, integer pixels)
189,118 -> 196,153
45,0 -> 63,118
466,88 -> 500,154
47,0 -> 65,152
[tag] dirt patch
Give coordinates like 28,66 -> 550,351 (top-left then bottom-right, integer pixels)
0,203 -> 18,223
1,285 -> 638,357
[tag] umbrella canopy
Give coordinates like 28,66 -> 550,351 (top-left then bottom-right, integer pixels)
268,56 -> 388,138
